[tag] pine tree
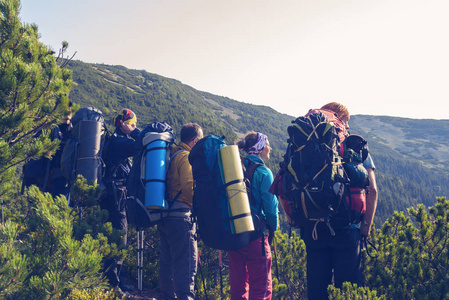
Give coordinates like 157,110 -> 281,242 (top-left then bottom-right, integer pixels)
0,0 -> 71,196
0,1 -> 124,299
365,197 -> 449,299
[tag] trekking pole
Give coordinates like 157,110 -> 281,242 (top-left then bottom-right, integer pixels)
137,229 -> 144,293
1,189 -> 3,224
273,234 -> 280,281
41,159 -> 51,193
140,230 -> 144,292
218,250 -> 223,296
137,229 -> 140,292
198,253 -> 209,300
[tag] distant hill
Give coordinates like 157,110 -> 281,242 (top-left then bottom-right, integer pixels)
351,115 -> 449,171
66,60 -> 449,226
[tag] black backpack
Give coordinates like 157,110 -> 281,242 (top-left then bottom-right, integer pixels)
340,134 -> 370,221
189,135 -> 263,251
126,122 -> 190,228
22,125 -> 70,195
273,111 -> 350,236
271,111 -> 371,238
60,107 -> 107,186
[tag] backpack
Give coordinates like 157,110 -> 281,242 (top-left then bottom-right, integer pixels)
341,134 -> 370,218
270,109 -> 368,238
60,107 -> 107,186
189,135 -> 261,251
22,156 -> 50,193
126,122 -> 190,228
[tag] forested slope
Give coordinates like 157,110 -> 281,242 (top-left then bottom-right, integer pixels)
67,60 -> 449,225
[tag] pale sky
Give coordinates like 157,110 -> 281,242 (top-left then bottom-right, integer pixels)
20,0 -> 449,119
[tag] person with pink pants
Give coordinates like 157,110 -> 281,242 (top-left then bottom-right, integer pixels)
228,131 -> 279,300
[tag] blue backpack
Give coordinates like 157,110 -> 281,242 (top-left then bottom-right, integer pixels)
189,135 -> 254,251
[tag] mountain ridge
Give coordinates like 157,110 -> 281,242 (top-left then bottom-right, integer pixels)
66,60 -> 449,225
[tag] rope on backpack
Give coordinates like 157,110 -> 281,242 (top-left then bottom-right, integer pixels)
361,236 -> 378,259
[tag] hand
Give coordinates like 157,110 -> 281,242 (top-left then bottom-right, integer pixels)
360,220 -> 371,237
120,123 -> 136,135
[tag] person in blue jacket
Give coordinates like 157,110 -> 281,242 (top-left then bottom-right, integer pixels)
101,108 -> 141,292
228,131 -> 279,300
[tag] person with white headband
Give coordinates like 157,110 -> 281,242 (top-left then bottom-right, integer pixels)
228,131 -> 279,300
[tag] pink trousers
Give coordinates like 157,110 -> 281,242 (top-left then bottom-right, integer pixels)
228,236 -> 272,300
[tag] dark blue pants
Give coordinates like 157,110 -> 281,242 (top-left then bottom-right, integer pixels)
158,217 -> 197,300
303,224 -> 362,300
100,180 -> 128,287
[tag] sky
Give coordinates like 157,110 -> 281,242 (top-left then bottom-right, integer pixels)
20,0 -> 449,120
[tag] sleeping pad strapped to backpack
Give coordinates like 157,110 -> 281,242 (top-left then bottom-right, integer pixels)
269,109 -> 370,238
189,135 -> 265,251
126,122 -> 191,228
60,107 -> 106,186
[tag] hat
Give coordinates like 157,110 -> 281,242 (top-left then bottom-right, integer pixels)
114,109 -> 137,127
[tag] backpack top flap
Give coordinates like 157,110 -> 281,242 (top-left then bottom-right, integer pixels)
138,122 -> 174,147
344,134 -> 369,162
189,135 -> 225,180
305,108 -> 348,141
141,131 -> 174,147
71,107 -> 104,126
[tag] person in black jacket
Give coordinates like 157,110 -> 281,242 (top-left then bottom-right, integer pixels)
101,108 -> 140,292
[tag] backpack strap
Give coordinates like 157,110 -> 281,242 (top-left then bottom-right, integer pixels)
243,158 -> 264,213
243,157 -> 270,255
166,149 -> 186,198
170,149 -> 185,161
163,149 -> 187,209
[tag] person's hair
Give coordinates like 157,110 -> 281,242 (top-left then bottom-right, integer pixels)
236,131 -> 258,154
181,123 -> 202,143
320,102 -> 350,121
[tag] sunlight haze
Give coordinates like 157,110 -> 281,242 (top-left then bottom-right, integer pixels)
20,0 -> 449,119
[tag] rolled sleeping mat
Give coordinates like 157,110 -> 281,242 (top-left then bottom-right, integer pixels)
76,157 -> 102,185
144,140 -> 168,209
76,120 -> 102,184
77,120 -> 102,157
219,145 -> 254,234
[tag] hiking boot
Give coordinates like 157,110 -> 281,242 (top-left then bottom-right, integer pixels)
119,282 -> 134,293
115,287 -> 129,298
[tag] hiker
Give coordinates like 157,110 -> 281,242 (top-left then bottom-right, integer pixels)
22,103 -> 72,198
303,102 -> 378,300
101,108 -> 140,292
228,131 -> 279,300
158,123 -> 203,300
